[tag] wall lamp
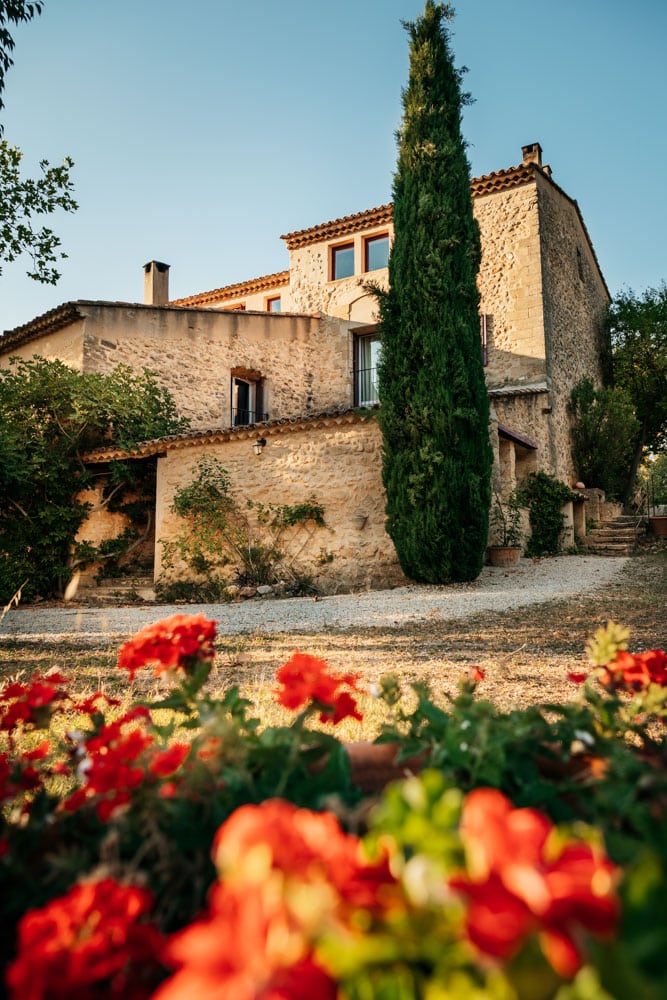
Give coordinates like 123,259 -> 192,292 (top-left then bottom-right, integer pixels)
253,437 -> 267,456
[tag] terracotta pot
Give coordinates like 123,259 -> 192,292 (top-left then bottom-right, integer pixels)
649,515 -> 667,538
488,546 -> 522,567
346,742 -> 424,794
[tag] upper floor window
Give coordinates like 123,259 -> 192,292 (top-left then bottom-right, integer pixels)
231,368 -> 266,426
480,314 -> 490,367
354,333 -> 381,406
227,302 -> 246,311
364,233 -> 389,272
331,242 -> 355,281
266,296 -> 281,312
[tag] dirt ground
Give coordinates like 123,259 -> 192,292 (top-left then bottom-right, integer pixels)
1,551 -> 664,723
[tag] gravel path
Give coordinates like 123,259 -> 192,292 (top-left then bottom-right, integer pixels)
0,556 -> 629,643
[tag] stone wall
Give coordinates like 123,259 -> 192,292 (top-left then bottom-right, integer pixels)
474,183 -> 547,388
536,174 -> 609,484
76,304 -> 352,428
154,416 -> 406,593
0,319 -> 85,369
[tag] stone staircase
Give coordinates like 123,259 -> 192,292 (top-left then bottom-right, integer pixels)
74,574 -> 157,606
582,515 -> 648,556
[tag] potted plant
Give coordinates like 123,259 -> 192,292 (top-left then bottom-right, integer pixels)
488,489 -> 524,566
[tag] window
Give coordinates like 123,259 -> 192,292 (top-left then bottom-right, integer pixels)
227,302 -> 246,311
331,242 -> 354,281
364,233 -> 389,272
231,371 -> 265,426
354,333 -> 381,406
266,296 -> 281,312
480,314 -> 490,367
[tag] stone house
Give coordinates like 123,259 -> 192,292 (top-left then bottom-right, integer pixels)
0,142 -> 610,591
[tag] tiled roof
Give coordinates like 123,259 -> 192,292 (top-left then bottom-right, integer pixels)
488,382 -> 549,398
281,205 -> 394,250
278,165 -> 540,250
470,163 -> 536,198
84,405 -> 377,464
170,270 -> 290,308
1,302 -> 84,348
497,421 -> 538,450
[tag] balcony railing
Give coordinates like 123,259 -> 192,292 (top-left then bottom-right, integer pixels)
232,408 -> 269,427
355,366 -> 379,407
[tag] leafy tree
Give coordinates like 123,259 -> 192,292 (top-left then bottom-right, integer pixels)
376,1 -> 492,583
0,1 -> 77,283
568,377 -> 640,500
0,1 -> 41,119
0,357 -> 190,600
608,283 -> 667,505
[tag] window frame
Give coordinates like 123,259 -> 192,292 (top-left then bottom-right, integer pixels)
353,331 -> 381,407
363,232 -> 389,273
265,295 -> 281,313
330,241 -> 355,281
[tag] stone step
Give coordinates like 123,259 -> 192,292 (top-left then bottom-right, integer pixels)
587,527 -> 638,540
582,541 -> 637,556
76,576 -> 157,605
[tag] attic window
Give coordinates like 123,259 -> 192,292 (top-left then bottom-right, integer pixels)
331,242 -> 354,281
364,233 -> 389,272
231,369 -> 266,426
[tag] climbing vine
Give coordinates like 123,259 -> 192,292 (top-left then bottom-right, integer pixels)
158,455 -> 328,601
516,472 -> 576,557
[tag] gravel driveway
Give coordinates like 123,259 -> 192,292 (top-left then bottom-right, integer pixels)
0,556 -> 629,643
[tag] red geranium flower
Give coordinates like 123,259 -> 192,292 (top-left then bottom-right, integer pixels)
148,743 -> 190,778
213,798 -> 395,910
157,800 -> 394,999
0,673 -> 70,731
450,788 -> 619,978
600,648 -> 667,692
6,877 -> 164,999
275,652 -> 362,725
62,710 -> 154,821
117,614 -> 217,680
155,882 -> 337,1000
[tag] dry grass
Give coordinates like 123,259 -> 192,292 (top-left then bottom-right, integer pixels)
0,552 -> 664,741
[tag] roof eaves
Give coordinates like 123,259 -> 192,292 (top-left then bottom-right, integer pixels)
497,421 -> 539,450
488,382 -> 549,398
83,405 -> 377,464
170,269 -> 291,308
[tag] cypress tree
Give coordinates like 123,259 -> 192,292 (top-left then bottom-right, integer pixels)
376,0 -> 492,583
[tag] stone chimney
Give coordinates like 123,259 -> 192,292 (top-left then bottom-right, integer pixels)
143,261 -> 170,306
521,142 -> 543,167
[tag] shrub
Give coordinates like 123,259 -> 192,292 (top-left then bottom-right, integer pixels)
517,471 -> 576,556
1,617 -> 666,997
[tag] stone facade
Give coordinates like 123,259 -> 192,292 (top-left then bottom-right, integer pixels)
0,142 -> 610,589
84,414 -> 405,594
1,303 -> 352,430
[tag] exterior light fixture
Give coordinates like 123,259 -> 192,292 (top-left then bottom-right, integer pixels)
253,437 -> 267,456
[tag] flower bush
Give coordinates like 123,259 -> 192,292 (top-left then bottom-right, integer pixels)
1,614 -> 666,998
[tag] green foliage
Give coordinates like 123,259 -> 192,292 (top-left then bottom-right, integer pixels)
0,1 -> 42,117
516,471 -> 575,557
568,378 -> 640,501
0,140 -> 77,283
376,1 -> 492,584
489,489 -> 524,548
639,452 -> 667,508
608,283 -> 667,503
0,357 -> 189,600
161,455 -> 326,594
0,3 -> 78,283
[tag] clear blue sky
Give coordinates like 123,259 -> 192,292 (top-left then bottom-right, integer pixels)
1,0 -> 665,332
